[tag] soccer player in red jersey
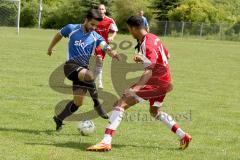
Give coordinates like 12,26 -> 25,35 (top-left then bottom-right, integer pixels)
94,4 -> 118,88
87,15 -> 192,152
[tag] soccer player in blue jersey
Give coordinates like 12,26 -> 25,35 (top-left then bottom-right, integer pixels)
47,9 -> 120,131
135,11 -> 150,53
139,10 -> 149,32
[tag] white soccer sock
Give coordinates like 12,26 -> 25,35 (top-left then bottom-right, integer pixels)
93,58 -> 103,80
156,111 -> 185,139
176,128 -> 186,139
101,106 -> 124,144
98,69 -> 103,85
93,65 -> 101,79
93,64 -> 103,88
101,134 -> 112,145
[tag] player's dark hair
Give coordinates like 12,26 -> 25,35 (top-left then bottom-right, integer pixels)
86,9 -> 103,21
98,4 -> 105,8
126,16 -> 144,28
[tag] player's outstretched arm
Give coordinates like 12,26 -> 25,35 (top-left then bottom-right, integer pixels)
106,50 -> 121,61
99,41 -> 121,61
47,32 -> 62,56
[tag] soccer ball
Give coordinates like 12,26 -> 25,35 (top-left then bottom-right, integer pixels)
77,120 -> 95,136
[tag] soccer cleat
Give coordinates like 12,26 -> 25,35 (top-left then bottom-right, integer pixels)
86,142 -> 112,152
94,104 -> 109,119
179,133 -> 192,150
53,116 -> 64,131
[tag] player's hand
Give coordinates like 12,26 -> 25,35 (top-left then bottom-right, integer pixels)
47,48 -> 54,56
167,54 -> 171,59
111,50 -> 121,61
108,36 -> 114,42
133,54 -> 143,63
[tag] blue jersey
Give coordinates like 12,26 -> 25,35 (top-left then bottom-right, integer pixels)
142,16 -> 149,28
60,24 -> 105,66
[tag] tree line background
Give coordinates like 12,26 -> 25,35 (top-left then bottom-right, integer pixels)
1,0 -> 240,35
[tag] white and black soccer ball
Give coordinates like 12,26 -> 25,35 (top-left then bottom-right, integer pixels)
77,120 -> 95,136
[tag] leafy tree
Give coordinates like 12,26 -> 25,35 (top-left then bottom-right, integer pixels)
168,0 -> 220,23
20,0 -> 38,27
0,0 -> 18,26
225,16 -> 240,37
112,0 -> 153,32
42,0 -> 59,6
81,0 -> 114,15
42,0 -> 115,29
42,1 -> 85,29
151,0 -> 180,21
210,0 -> 240,23
211,0 -> 240,17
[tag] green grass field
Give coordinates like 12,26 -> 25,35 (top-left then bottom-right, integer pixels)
0,28 -> 239,160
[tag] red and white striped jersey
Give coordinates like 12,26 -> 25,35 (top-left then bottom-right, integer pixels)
96,16 -> 118,43
140,33 -> 171,82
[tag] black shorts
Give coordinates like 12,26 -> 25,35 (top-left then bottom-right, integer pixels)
64,60 -> 88,91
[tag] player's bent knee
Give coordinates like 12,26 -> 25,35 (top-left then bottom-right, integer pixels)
123,94 -> 138,104
115,97 -> 137,110
122,92 -> 134,99
84,71 -> 94,81
78,69 -> 94,82
149,107 -> 159,117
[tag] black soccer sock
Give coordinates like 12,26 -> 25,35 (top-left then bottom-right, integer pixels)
86,81 -> 100,107
73,80 -> 100,106
81,81 -> 108,119
57,100 -> 79,121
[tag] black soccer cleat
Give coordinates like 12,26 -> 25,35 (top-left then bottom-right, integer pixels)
94,104 -> 109,119
53,116 -> 64,131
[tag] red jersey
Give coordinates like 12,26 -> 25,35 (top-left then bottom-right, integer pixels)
96,16 -> 118,43
140,33 -> 171,83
